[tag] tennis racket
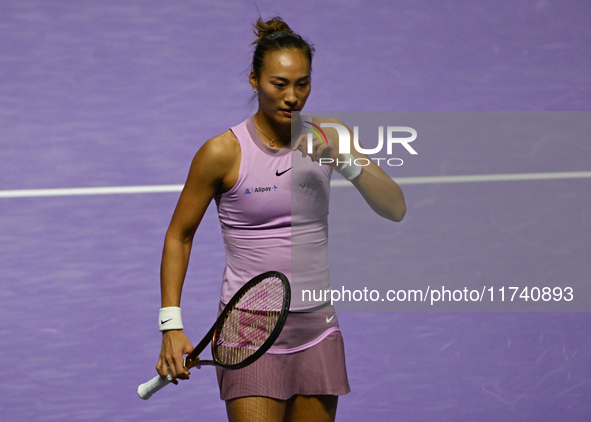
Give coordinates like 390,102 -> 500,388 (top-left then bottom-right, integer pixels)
138,270 -> 290,400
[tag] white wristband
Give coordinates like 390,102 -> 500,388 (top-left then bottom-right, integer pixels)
158,307 -> 183,332
335,153 -> 363,181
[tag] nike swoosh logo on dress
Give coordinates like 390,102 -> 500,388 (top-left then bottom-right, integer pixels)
276,167 -> 292,176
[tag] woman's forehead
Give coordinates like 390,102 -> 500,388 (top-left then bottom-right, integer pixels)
261,49 -> 310,76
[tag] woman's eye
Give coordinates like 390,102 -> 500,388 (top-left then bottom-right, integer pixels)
274,83 -> 285,88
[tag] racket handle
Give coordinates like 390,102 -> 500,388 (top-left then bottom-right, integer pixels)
137,374 -> 172,400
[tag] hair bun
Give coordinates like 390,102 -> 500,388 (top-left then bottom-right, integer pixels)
250,16 -> 314,77
252,16 -> 292,45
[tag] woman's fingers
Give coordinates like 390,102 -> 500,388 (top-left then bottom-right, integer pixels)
292,134 -> 305,151
155,356 -> 167,378
157,330 -> 193,381
293,134 -> 312,158
294,133 -> 339,164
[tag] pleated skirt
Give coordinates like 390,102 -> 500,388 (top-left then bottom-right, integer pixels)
216,331 -> 350,400
216,307 -> 350,401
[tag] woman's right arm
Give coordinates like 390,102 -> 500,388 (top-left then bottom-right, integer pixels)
155,131 -> 240,380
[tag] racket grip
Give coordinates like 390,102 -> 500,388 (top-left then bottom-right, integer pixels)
137,374 -> 172,400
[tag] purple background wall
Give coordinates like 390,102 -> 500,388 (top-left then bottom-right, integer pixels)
1,1 -> 590,421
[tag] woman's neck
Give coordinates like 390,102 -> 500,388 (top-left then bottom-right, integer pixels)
253,112 -> 294,149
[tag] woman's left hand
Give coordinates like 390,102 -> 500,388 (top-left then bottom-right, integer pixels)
292,132 -> 342,165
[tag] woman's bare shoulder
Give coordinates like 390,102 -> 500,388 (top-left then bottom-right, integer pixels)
198,129 -> 240,163
186,129 -> 241,191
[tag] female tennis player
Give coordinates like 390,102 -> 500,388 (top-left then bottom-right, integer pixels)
154,16 -> 406,422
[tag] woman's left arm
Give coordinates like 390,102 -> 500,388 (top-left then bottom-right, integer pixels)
348,158 -> 406,222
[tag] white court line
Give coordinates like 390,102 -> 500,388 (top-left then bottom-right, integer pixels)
0,184 -> 184,198
332,171 -> 591,187
1,171 -> 590,198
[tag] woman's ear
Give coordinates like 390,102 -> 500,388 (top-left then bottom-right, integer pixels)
249,70 -> 258,91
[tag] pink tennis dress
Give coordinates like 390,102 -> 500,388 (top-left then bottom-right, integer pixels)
213,116 -> 350,400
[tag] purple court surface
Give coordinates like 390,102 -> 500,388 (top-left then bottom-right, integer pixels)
1,1 -> 590,421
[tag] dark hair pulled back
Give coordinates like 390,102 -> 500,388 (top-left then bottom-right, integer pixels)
251,16 -> 314,78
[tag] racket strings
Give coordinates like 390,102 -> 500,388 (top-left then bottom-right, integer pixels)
215,276 -> 284,366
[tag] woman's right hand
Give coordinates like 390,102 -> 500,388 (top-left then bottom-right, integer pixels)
156,330 -> 194,382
